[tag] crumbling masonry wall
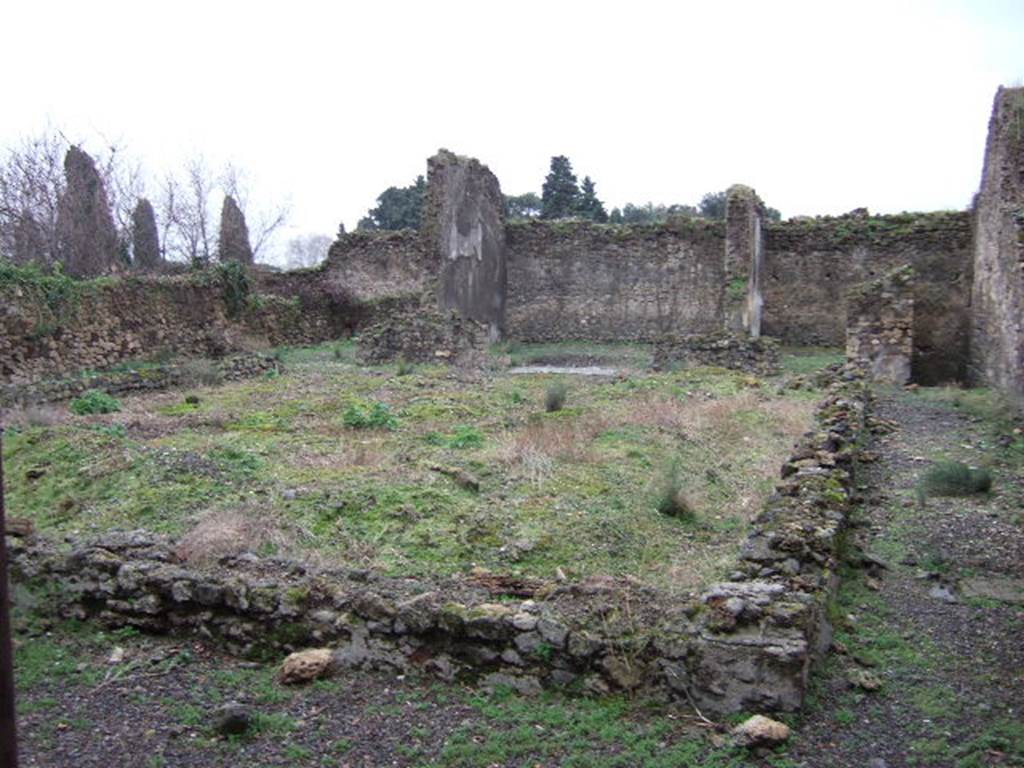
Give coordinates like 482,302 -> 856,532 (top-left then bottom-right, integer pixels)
0,271 -> 345,385
846,265 -> 914,385
504,219 -> 727,342
761,211 -> 972,385
970,86 -> 1024,400
423,150 -> 507,341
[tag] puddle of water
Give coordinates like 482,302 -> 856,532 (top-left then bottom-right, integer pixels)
508,365 -> 619,376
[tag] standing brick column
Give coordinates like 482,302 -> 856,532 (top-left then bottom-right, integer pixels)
422,149 -> 507,343
724,185 -> 765,338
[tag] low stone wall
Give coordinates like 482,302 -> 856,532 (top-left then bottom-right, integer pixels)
9,369 -> 870,714
690,366 -> 869,711
0,352 -> 280,408
355,302 -> 489,366
846,266 -> 914,384
652,332 -> 781,376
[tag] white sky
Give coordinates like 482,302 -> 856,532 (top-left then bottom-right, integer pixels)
3,0 -> 1023,261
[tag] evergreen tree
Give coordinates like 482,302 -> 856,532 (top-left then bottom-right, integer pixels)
540,156 -> 580,219
361,175 -> 426,230
131,198 -> 161,271
218,194 -> 253,265
55,146 -> 119,277
575,176 -> 608,222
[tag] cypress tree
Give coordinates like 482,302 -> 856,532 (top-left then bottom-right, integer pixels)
540,156 -> 580,219
218,195 -> 253,265
576,176 -> 608,222
131,198 -> 161,270
55,146 -> 119,277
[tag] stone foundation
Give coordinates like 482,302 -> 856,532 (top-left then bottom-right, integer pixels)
9,368 -> 870,714
355,303 -> 489,365
0,352 -> 280,408
653,332 -> 781,376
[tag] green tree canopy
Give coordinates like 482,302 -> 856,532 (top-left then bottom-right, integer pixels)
358,175 -> 426,231
609,203 -> 697,224
698,191 -> 728,220
576,176 -> 608,222
540,156 -> 579,219
505,192 -> 542,220
698,190 -> 781,221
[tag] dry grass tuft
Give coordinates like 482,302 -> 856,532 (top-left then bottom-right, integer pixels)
1,404 -> 66,430
175,507 -> 304,566
496,415 -> 607,484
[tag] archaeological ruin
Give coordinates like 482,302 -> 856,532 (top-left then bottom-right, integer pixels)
1,86 -> 1022,718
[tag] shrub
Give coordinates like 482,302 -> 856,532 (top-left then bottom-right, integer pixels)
178,358 -> 223,387
447,425 -> 484,449
655,458 -> 693,518
69,389 -> 121,415
343,401 -> 398,430
919,461 -> 993,497
214,260 -> 250,318
545,382 -> 568,413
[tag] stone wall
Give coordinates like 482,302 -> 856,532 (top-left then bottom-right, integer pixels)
970,87 -> 1024,400
724,185 -> 766,337
0,352 -> 280,408
762,211 -> 972,385
9,369 -> 870,715
653,332 -> 780,376
0,270 -> 345,385
424,150 -> 507,340
505,219 -> 727,342
846,266 -> 914,385
355,302 -> 488,366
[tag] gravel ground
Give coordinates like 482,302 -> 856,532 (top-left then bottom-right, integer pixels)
788,390 -> 1024,768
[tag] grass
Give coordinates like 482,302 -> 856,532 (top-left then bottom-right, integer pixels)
424,685 -> 798,768
3,340 -> 819,591
655,458 -> 692,518
69,389 -> 121,415
545,381 -> 568,412
918,461 -> 992,498
779,346 -> 845,375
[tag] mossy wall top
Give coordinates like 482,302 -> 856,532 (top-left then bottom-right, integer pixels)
0,267 -> 344,384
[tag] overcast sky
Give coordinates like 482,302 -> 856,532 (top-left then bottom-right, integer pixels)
3,0 -> 1022,262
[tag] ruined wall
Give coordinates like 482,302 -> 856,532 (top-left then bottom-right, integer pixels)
970,87 -> 1024,399
0,270 -> 345,385
8,367 -> 870,714
0,352 -> 279,408
724,185 -> 766,337
505,219 -> 726,342
846,265 -> 914,385
762,211 -> 972,384
318,229 -> 432,303
423,150 -> 507,340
